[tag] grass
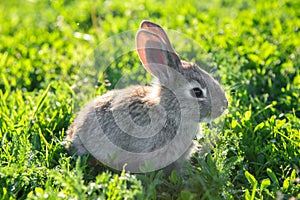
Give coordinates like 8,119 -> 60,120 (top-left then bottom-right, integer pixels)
0,0 -> 299,199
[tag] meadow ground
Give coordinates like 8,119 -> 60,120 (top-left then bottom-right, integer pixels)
0,0 -> 299,199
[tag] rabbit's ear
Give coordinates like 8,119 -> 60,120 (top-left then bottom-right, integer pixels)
136,29 -> 181,81
140,20 -> 174,52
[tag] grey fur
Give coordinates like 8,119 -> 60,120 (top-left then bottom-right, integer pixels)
65,20 -> 228,173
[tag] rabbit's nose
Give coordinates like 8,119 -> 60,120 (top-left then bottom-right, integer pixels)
224,99 -> 228,108
221,100 -> 228,111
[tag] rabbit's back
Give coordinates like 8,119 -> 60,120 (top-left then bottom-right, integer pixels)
65,90 -> 115,155
66,85 -> 182,156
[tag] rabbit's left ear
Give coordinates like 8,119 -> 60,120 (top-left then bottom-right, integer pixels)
136,29 -> 181,81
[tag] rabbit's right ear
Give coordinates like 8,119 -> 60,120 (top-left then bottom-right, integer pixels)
140,20 -> 174,52
136,30 -> 181,81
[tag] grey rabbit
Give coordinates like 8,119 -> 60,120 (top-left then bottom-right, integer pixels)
65,20 -> 228,173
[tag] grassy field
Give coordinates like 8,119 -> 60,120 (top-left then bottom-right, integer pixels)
0,0 -> 299,199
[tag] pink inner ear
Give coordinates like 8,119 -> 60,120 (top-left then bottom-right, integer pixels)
136,30 -> 171,77
146,48 -> 167,65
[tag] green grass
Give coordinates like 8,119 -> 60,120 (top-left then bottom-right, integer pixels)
0,0 -> 299,199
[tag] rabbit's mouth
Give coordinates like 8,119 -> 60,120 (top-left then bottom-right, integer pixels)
196,104 -> 210,122
200,116 -> 213,123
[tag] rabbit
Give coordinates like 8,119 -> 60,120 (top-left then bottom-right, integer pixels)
65,20 -> 228,173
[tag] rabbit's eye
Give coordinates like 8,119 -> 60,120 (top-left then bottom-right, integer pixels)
191,87 -> 204,98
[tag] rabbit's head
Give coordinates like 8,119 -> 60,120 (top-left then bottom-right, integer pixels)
136,20 -> 227,122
